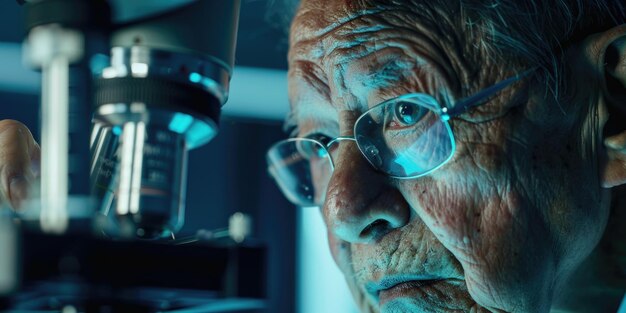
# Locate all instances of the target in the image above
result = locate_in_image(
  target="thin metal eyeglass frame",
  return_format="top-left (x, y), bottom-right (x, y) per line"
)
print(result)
top-left (293, 69), bottom-right (534, 179)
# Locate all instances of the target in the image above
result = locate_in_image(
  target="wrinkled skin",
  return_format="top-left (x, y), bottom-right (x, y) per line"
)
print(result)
top-left (0, 1), bottom-right (624, 312)
top-left (287, 0), bottom-right (626, 312)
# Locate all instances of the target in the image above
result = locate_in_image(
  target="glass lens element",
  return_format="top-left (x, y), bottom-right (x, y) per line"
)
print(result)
top-left (267, 138), bottom-right (333, 207)
top-left (354, 94), bottom-right (455, 178)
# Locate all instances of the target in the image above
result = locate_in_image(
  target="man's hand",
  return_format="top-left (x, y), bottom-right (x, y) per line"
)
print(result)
top-left (0, 120), bottom-right (40, 210)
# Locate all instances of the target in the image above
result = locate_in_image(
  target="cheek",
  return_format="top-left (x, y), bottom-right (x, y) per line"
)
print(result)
top-left (400, 176), bottom-right (519, 250)
top-left (524, 138), bottom-right (610, 268)
top-left (396, 148), bottom-right (560, 310)
top-left (397, 142), bottom-right (512, 244)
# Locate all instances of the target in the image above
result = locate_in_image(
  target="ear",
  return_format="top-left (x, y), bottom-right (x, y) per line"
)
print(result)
top-left (591, 24), bottom-right (626, 188)
top-left (603, 131), bottom-right (626, 188)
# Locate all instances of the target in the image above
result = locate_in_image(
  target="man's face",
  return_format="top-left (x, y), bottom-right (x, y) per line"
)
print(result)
top-left (287, 0), bottom-right (611, 312)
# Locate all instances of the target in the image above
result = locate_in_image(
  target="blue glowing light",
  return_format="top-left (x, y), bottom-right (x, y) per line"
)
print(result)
top-left (189, 72), bottom-right (202, 83)
top-left (167, 113), bottom-right (218, 149)
top-left (168, 113), bottom-right (194, 134)
top-left (188, 72), bottom-right (221, 95)
top-left (186, 121), bottom-right (217, 149)
top-left (112, 126), bottom-right (122, 136)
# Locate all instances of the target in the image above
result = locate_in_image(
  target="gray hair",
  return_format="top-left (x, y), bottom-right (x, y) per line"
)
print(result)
top-left (459, 0), bottom-right (626, 99)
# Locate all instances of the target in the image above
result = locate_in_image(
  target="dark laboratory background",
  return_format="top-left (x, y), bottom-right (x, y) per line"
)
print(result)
top-left (0, 1), bottom-right (298, 313)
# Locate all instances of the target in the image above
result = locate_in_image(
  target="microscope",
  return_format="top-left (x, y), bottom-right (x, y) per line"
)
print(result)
top-left (0, 1), bottom-right (266, 312)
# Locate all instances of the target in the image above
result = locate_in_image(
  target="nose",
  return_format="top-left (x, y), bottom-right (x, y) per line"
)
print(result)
top-left (323, 140), bottom-right (411, 244)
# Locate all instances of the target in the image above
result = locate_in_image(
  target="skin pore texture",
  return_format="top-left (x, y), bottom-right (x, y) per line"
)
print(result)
top-left (287, 0), bottom-right (626, 312)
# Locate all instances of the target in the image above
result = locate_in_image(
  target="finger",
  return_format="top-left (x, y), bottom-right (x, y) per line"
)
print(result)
top-left (30, 141), bottom-right (41, 178)
top-left (0, 120), bottom-right (38, 210)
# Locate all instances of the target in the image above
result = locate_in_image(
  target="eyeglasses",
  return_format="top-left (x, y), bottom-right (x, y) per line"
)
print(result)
top-left (267, 70), bottom-right (533, 207)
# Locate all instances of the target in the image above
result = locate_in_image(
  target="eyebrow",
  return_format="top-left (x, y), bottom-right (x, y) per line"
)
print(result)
top-left (284, 57), bottom-right (438, 137)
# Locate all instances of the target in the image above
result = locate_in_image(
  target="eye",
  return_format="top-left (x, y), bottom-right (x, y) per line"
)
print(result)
top-left (392, 101), bottom-right (427, 127)
top-left (298, 133), bottom-right (332, 159)
top-left (307, 133), bottom-right (332, 145)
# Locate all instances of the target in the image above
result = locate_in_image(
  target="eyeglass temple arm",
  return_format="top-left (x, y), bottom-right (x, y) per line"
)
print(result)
top-left (445, 68), bottom-right (536, 117)
top-left (327, 136), bottom-right (356, 148)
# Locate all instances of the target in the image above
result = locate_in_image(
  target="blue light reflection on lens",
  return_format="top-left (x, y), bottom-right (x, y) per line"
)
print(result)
top-left (393, 153), bottom-right (425, 175)
top-left (168, 112), bottom-right (194, 134)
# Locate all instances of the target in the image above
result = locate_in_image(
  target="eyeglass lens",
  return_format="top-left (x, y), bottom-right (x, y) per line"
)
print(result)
top-left (267, 138), bottom-right (333, 206)
top-left (267, 94), bottom-right (455, 207)
top-left (355, 95), bottom-right (455, 178)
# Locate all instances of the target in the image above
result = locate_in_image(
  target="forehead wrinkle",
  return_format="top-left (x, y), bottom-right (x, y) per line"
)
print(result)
top-left (310, 11), bottom-right (466, 103)
top-left (373, 2), bottom-right (472, 94)
top-left (322, 31), bottom-right (446, 77)
top-left (328, 61), bottom-right (363, 112)
top-left (290, 3), bottom-right (386, 46)
top-left (291, 1), bottom-right (471, 87)
top-left (362, 8), bottom-right (467, 96)
top-left (319, 31), bottom-right (459, 108)
top-left (318, 8), bottom-right (446, 61)
top-left (288, 10), bottom-right (391, 70)
top-left (289, 2), bottom-right (439, 62)
top-left (288, 0), bottom-right (497, 133)
top-left (361, 48), bottom-right (417, 89)
top-left (308, 8), bottom-right (388, 40)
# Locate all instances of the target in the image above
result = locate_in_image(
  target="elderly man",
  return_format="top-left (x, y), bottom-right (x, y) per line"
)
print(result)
top-left (2, 0), bottom-right (626, 312)
top-left (265, 0), bottom-right (626, 312)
